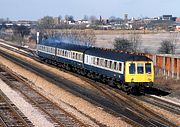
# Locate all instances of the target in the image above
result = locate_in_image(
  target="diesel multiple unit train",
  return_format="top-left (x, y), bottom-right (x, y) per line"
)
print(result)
top-left (37, 38), bottom-right (154, 93)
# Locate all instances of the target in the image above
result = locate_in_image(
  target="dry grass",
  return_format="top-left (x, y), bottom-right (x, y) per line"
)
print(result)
top-left (94, 29), bottom-right (161, 35)
top-left (155, 77), bottom-right (180, 92)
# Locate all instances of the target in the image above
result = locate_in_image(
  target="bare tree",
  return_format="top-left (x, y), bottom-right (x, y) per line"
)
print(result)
top-left (89, 16), bottom-right (97, 24)
top-left (38, 16), bottom-right (55, 29)
top-left (80, 29), bottom-right (96, 46)
top-left (158, 40), bottom-right (176, 54)
top-left (58, 15), bottom-right (62, 20)
top-left (158, 32), bottom-right (178, 54)
top-left (64, 15), bottom-right (75, 22)
top-left (129, 31), bottom-right (142, 52)
top-left (109, 16), bottom-right (116, 22)
top-left (113, 38), bottom-right (133, 52)
top-left (143, 48), bottom-right (151, 54)
top-left (83, 15), bottom-right (89, 21)
top-left (13, 25), bottom-right (31, 45)
top-left (46, 29), bottom-right (96, 47)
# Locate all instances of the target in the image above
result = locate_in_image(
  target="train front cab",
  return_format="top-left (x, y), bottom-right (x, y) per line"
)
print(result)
top-left (125, 61), bottom-right (154, 88)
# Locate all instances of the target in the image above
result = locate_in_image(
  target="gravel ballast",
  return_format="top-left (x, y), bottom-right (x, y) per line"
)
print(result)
top-left (0, 46), bottom-right (132, 126)
top-left (0, 79), bottom-right (55, 127)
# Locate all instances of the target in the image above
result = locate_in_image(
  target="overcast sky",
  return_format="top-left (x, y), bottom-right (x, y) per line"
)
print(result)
top-left (0, 0), bottom-right (179, 20)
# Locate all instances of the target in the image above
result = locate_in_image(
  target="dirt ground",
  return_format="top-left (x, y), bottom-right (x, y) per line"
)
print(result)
top-left (155, 77), bottom-right (180, 92)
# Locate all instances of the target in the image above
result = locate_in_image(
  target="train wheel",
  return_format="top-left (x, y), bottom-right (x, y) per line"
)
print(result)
top-left (108, 79), bottom-right (115, 87)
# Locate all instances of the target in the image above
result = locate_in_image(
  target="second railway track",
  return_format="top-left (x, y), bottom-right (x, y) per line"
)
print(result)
top-left (0, 88), bottom-right (33, 127)
top-left (0, 66), bottom-right (89, 127)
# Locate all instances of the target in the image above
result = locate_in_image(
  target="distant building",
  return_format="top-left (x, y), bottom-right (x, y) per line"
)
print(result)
top-left (176, 23), bottom-right (180, 31)
top-left (176, 17), bottom-right (180, 22)
top-left (16, 20), bottom-right (34, 26)
top-left (153, 17), bottom-right (161, 20)
top-left (77, 20), bottom-right (89, 24)
top-left (124, 14), bottom-right (128, 20)
top-left (100, 16), bottom-right (102, 22)
top-left (162, 15), bottom-right (172, 20)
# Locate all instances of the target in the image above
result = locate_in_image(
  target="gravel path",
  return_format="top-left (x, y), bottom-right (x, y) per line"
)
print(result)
top-left (0, 79), bottom-right (55, 127)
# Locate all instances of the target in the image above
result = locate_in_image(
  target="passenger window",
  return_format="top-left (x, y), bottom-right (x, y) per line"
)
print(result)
top-left (66, 51), bottom-right (68, 57)
top-left (71, 52), bottom-right (73, 57)
top-left (111, 62), bottom-right (114, 69)
top-left (129, 63), bottom-right (136, 74)
top-left (114, 62), bottom-right (117, 70)
top-left (107, 61), bottom-right (110, 68)
top-left (109, 61), bottom-right (112, 69)
top-left (80, 54), bottom-right (83, 61)
top-left (75, 53), bottom-right (78, 59)
top-left (60, 50), bottom-right (62, 55)
top-left (62, 50), bottom-right (64, 56)
top-left (119, 63), bottom-right (122, 71)
top-left (105, 60), bottom-right (108, 67)
top-left (100, 59), bottom-right (104, 67)
top-left (72, 52), bottom-right (75, 59)
top-left (97, 58), bottom-right (99, 65)
top-left (92, 57), bottom-right (95, 64)
top-left (137, 63), bottom-right (144, 74)
top-left (86, 56), bottom-right (88, 63)
top-left (78, 54), bottom-right (81, 60)
top-left (145, 63), bottom-right (152, 74)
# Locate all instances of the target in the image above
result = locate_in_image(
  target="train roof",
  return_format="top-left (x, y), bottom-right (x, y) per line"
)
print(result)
top-left (39, 38), bottom-right (152, 62)
top-left (40, 38), bottom-right (89, 52)
top-left (85, 48), bottom-right (152, 62)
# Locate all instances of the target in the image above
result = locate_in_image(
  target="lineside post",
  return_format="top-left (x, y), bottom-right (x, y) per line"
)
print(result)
top-left (171, 57), bottom-right (174, 78)
top-left (177, 59), bottom-right (179, 80)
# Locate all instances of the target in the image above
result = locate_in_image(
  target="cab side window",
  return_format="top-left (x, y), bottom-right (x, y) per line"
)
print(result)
top-left (129, 63), bottom-right (135, 74)
top-left (145, 63), bottom-right (152, 74)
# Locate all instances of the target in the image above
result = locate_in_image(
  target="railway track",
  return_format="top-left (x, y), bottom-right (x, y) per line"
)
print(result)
top-left (0, 42), bottom-right (157, 126)
top-left (32, 47), bottom-right (179, 126)
top-left (0, 88), bottom-right (33, 127)
top-left (139, 95), bottom-right (180, 115)
top-left (73, 75), bottom-right (178, 127)
top-left (0, 66), bottom-right (88, 127)
top-left (0, 42), bottom-right (179, 126)
top-left (39, 55), bottom-right (180, 127)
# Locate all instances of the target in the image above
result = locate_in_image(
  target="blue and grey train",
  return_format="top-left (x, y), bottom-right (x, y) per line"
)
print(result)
top-left (37, 38), bottom-right (154, 93)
